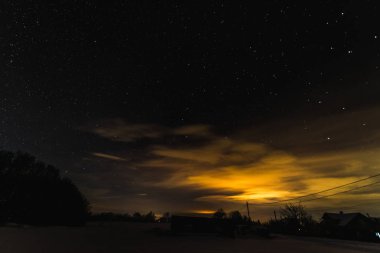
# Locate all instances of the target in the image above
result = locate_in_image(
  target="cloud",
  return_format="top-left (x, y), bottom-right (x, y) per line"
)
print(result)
top-left (86, 119), bottom-right (164, 142)
top-left (85, 119), bottom-right (213, 142)
top-left (145, 139), bottom-right (267, 166)
top-left (92, 152), bottom-right (127, 161)
top-left (79, 106), bottom-right (380, 218)
top-left (134, 107), bottom-right (380, 214)
top-left (139, 139), bottom-right (306, 202)
top-left (239, 106), bottom-right (380, 155)
top-left (173, 124), bottom-right (213, 137)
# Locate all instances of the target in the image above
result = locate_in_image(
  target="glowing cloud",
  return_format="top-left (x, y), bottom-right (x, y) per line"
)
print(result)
top-left (84, 107), bottom-right (380, 217)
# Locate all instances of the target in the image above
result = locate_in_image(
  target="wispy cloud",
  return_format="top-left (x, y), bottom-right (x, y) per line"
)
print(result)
top-left (85, 119), bottom-right (213, 142)
top-left (88, 119), bottom-right (164, 142)
top-left (173, 124), bottom-right (213, 137)
top-left (92, 152), bottom-right (127, 161)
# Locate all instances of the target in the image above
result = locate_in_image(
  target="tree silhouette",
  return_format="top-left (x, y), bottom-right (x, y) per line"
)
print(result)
top-left (278, 203), bottom-right (315, 233)
top-left (228, 210), bottom-right (243, 223)
top-left (132, 212), bottom-right (142, 221)
top-left (280, 203), bottom-right (307, 222)
top-left (213, 208), bottom-right (226, 219)
top-left (0, 150), bottom-right (89, 225)
top-left (143, 211), bottom-right (156, 222)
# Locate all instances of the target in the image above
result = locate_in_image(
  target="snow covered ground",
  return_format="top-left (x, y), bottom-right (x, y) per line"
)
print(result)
top-left (0, 222), bottom-right (379, 253)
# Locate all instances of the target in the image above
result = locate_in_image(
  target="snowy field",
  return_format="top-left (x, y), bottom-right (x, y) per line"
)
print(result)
top-left (1, 222), bottom-right (380, 253)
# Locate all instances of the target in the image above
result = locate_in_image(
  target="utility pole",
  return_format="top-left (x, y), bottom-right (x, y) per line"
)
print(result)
top-left (274, 210), bottom-right (277, 221)
top-left (246, 201), bottom-right (251, 221)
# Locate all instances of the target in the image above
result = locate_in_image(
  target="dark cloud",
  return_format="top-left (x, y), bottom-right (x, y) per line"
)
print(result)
top-left (239, 106), bottom-right (380, 155)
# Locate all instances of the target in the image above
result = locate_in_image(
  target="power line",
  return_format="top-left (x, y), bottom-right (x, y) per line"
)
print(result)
top-left (244, 180), bottom-right (379, 216)
top-left (299, 181), bottom-right (380, 203)
top-left (256, 180), bottom-right (380, 208)
top-left (248, 173), bottom-right (380, 206)
top-left (308, 199), bottom-right (380, 213)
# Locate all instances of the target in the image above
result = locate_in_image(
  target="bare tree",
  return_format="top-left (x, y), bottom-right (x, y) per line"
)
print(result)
top-left (279, 203), bottom-right (315, 233)
top-left (280, 203), bottom-right (307, 221)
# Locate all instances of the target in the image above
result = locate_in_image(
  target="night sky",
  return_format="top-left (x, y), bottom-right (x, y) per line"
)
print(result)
top-left (2, 1), bottom-right (380, 219)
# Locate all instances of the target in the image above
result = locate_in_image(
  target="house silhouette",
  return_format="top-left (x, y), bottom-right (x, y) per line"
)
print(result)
top-left (321, 212), bottom-right (379, 241)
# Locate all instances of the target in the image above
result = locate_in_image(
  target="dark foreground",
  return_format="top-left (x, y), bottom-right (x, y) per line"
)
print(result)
top-left (0, 222), bottom-right (380, 253)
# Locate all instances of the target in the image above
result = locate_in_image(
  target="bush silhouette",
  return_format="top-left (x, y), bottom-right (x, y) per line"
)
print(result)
top-left (0, 150), bottom-right (89, 226)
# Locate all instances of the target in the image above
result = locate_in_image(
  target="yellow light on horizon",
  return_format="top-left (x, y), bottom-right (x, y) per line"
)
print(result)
top-left (192, 210), bottom-right (215, 214)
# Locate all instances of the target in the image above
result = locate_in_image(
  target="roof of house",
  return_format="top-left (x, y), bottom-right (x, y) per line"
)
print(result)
top-left (322, 212), bottom-right (365, 226)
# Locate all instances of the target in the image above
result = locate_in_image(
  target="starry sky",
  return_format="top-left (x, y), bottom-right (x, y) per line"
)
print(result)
top-left (2, 1), bottom-right (380, 219)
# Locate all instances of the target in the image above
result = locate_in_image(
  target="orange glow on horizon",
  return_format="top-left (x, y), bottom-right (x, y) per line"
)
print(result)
top-left (192, 210), bottom-right (215, 214)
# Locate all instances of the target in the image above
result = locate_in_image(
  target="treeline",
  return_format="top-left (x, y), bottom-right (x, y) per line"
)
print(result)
top-left (212, 208), bottom-right (253, 224)
top-left (0, 150), bottom-right (89, 226)
top-left (90, 211), bottom-right (171, 223)
top-left (207, 205), bottom-right (320, 236)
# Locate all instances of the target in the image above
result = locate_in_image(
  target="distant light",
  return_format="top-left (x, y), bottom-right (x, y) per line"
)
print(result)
top-left (193, 210), bottom-right (215, 214)
top-left (376, 232), bottom-right (380, 239)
